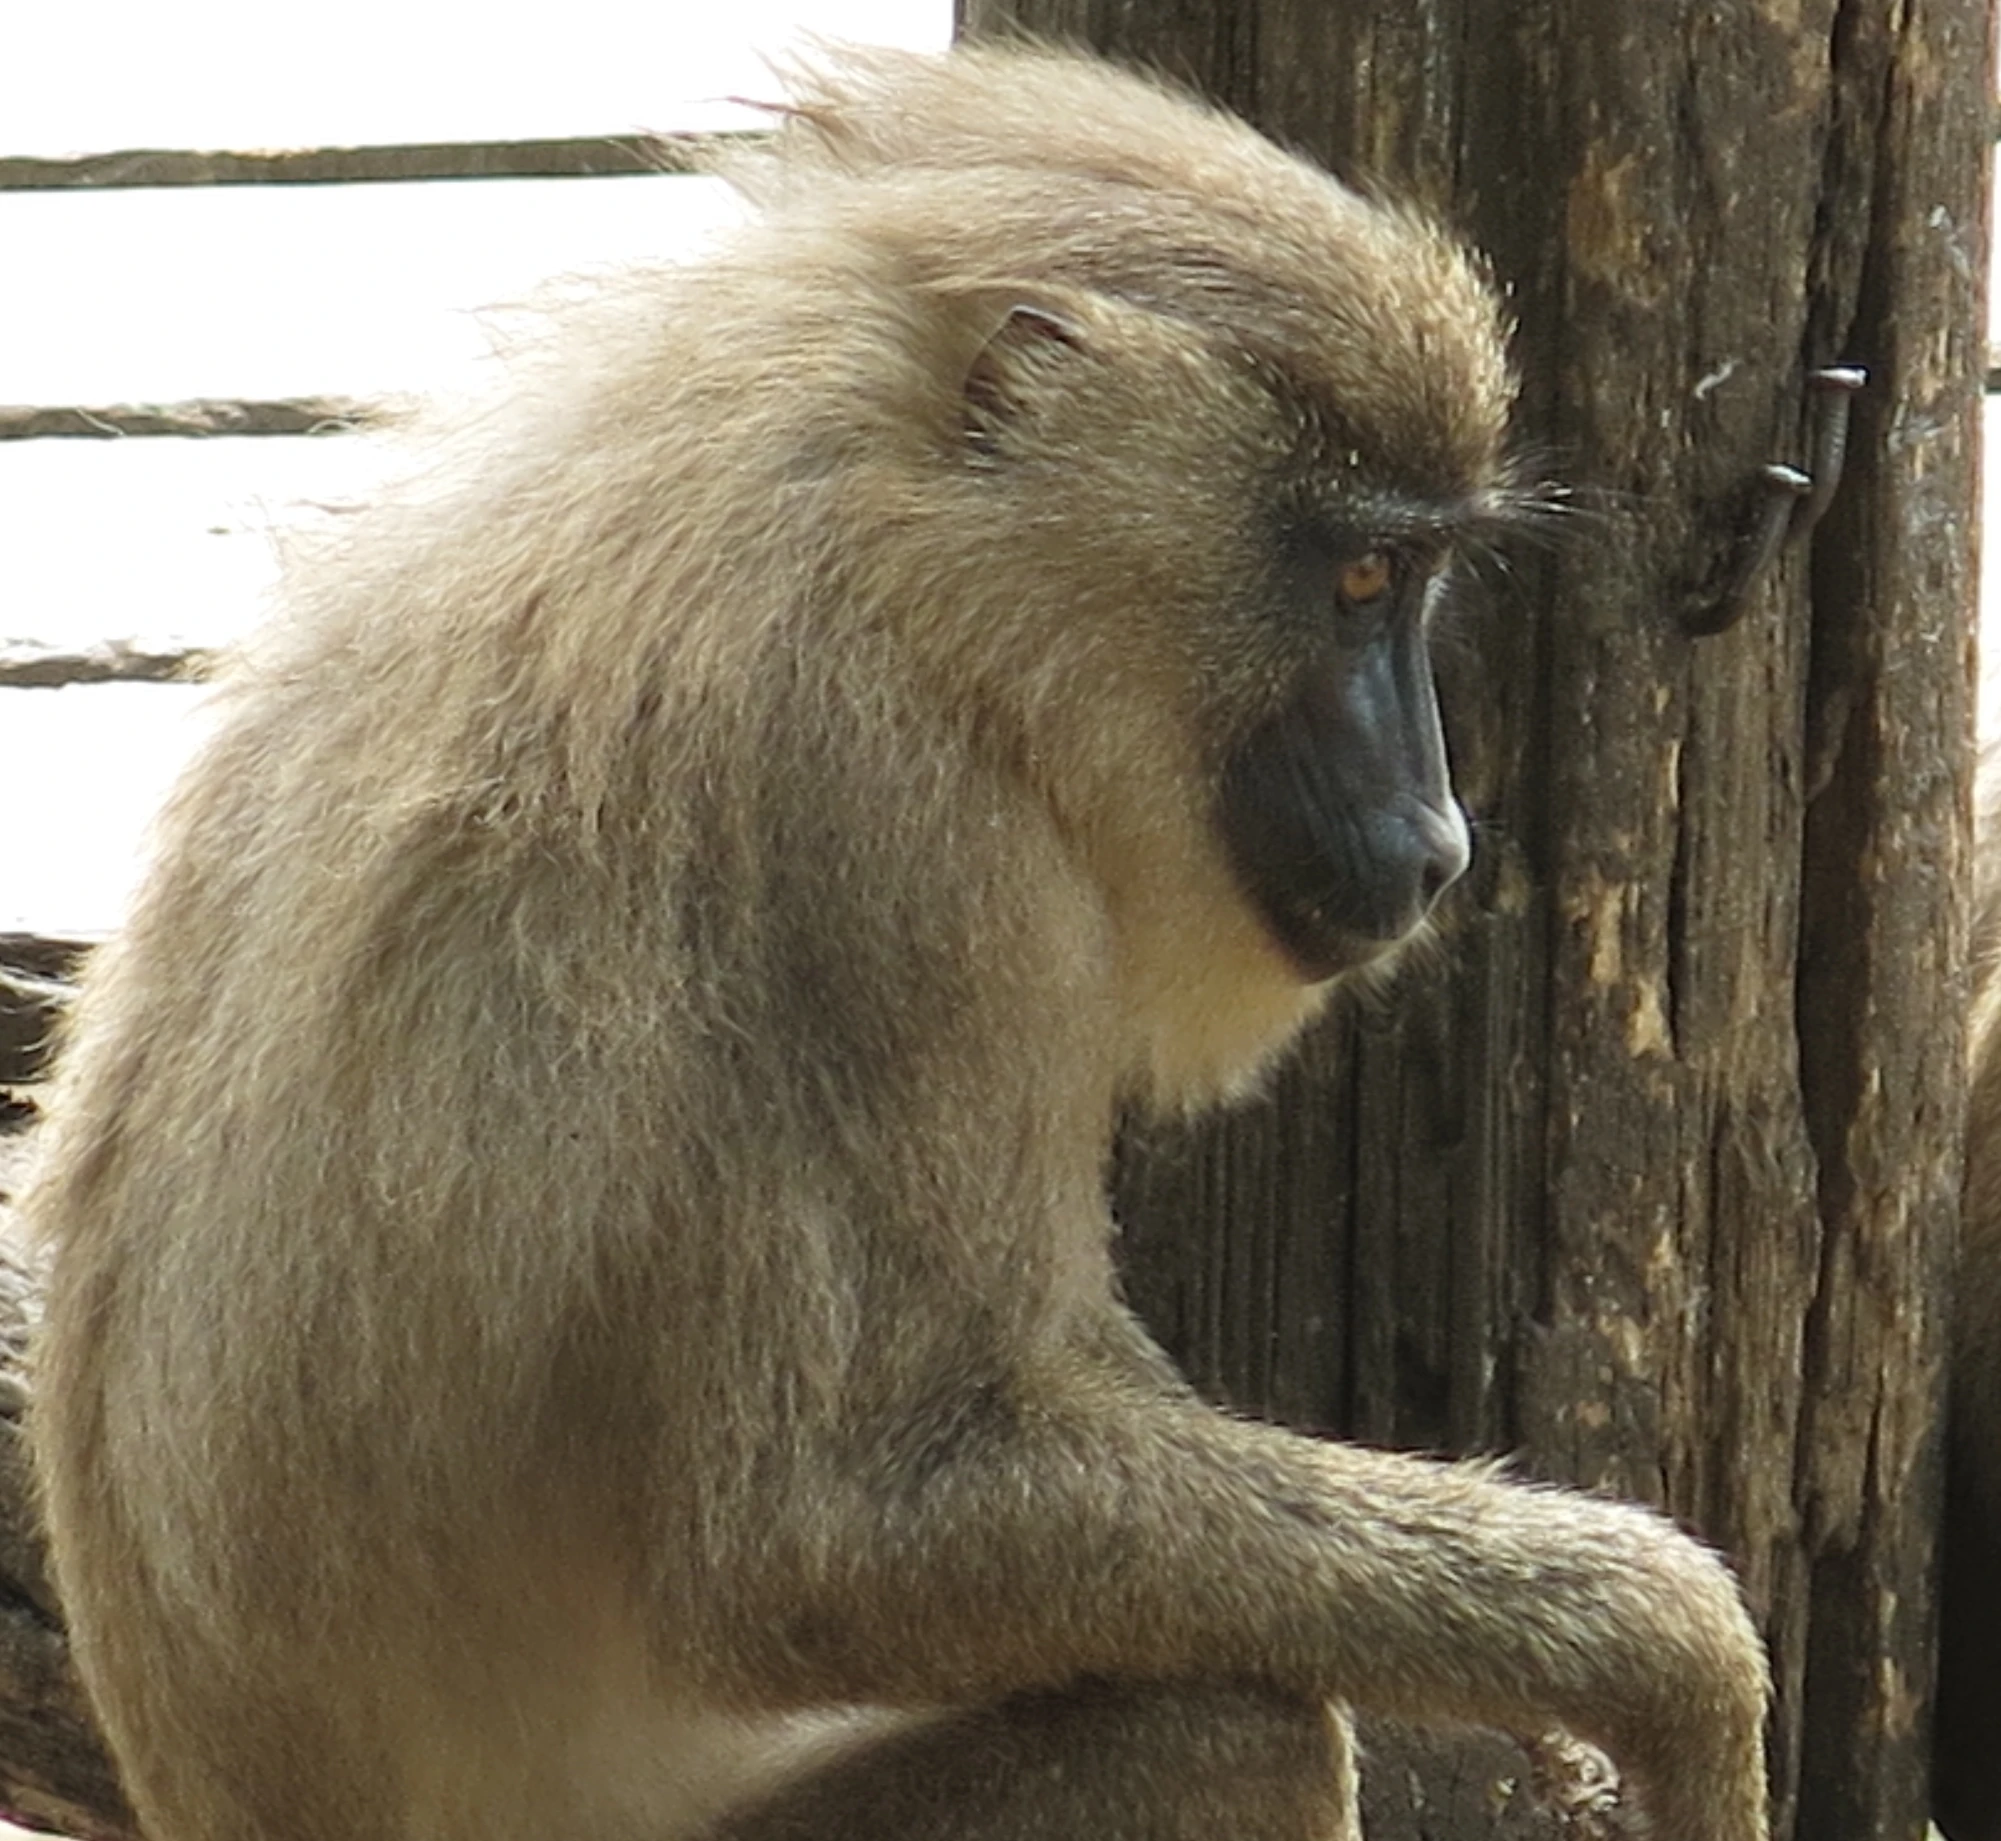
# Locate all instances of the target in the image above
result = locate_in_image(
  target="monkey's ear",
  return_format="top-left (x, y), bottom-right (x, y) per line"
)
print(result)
top-left (963, 303), bottom-right (1086, 455)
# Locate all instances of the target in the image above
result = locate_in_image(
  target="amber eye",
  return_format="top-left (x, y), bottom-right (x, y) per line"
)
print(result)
top-left (1336, 550), bottom-right (1395, 607)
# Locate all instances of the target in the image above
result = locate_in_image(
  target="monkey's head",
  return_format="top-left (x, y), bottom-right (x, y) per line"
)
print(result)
top-left (726, 45), bottom-right (1522, 1106)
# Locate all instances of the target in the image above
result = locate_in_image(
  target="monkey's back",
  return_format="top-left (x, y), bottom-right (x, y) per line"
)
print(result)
top-left (24, 43), bottom-right (1523, 1841)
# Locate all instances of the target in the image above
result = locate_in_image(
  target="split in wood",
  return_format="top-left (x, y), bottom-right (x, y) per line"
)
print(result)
top-left (1682, 364), bottom-right (1867, 637)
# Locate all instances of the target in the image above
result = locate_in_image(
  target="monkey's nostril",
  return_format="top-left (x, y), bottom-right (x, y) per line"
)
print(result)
top-left (1412, 801), bottom-right (1471, 909)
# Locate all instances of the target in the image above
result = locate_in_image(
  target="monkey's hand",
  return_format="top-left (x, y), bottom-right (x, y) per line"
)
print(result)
top-left (1205, 1428), bottom-right (1771, 1841)
top-left (1519, 1729), bottom-right (1632, 1841)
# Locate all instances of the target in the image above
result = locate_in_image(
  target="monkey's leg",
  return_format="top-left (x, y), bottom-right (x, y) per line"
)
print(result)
top-left (718, 1680), bottom-right (1357, 1841)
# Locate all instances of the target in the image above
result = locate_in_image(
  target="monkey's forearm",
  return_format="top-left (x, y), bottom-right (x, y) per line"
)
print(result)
top-left (744, 1398), bottom-right (1767, 1841)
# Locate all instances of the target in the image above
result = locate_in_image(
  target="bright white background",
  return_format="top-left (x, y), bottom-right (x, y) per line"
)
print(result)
top-left (1, 2), bottom-right (950, 936)
top-left (5, 1), bottom-right (952, 150)
top-left (0, 3), bottom-right (1992, 937)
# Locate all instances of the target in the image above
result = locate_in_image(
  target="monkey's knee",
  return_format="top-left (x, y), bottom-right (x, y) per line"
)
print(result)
top-left (718, 1681), bottom-right (1356, 1841)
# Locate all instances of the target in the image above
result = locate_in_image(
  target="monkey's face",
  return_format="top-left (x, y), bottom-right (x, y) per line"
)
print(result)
top-left (1216, 526), bottom-right (1470, 984)
top-left (877, 279), bottom-right (1504, 1108)
top-left (865, 215), bottom-right (1511, 1097)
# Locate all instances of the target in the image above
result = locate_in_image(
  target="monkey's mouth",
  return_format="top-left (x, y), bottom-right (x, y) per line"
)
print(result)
top-left (1217, 695), bottom-right (1470, 986)
top-left (1255, 887), bottom-right (1413, 984)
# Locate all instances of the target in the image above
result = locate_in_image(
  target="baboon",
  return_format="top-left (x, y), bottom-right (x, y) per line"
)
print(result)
top-left (25, 42), bottom-right (1772, 1841)
top-left (1937, 781), bottom-right (2001, 1841)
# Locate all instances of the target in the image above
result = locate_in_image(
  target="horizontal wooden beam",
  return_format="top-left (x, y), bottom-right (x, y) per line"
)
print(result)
top-left (0, 641), bottom-right (212, 688)
top-left (0, 132), bottom-right (752, 190)
top-left (0, 398), bottom-right (383, 440)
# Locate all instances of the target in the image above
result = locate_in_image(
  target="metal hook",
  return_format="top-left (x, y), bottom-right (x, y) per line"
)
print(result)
top-left (1796, 365), bottom-right (1867, 535)
top-left (1683, 465), bottom-right (1811, 637)
top-left (1680, 362), bottom-right (1867, 637)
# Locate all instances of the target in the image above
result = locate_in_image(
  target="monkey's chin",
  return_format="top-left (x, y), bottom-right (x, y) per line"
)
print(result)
top-left (1258, 904), bottom-right (1425, 988)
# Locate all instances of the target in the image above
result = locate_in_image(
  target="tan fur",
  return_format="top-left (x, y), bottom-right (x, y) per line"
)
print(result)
top-left (26, 42), bottom-right (1769, 1841)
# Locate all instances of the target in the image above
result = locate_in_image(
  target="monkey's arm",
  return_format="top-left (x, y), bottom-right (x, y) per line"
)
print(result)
top-left (738, 1350), bottom-right (1766, 1841)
